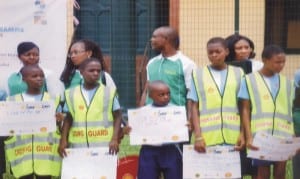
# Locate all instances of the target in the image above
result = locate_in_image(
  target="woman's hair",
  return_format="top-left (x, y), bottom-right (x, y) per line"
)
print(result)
top-left (17, 41), bottom-right (39, 57)
top-left (225, 34), bottom-right (256, 62)
top-left (60, 39), bottom-right (107, 87)
top-left (261, 44), bottom-right (284, 60)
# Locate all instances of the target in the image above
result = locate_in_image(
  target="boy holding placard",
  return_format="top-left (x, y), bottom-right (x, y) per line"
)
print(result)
top-left (5, 64), bottom-right (61, 179)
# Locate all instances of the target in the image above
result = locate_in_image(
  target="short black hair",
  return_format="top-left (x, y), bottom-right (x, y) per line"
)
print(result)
top-left (78, 57), bottom-right (101, 70)
top-left (20, 64), bottom-right (42, 77)
top-left (262, 45), bottom-right (284, 60)
top-left (207, 37), bottom-right (227, 48)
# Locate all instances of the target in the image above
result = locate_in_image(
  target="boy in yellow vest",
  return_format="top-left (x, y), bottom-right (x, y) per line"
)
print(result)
top-left (5, 64), bottom-right (61, 179)
top-left (58, 57), bottom-right (122, 157)
top-left (239, 45), bottom-right (294, 179)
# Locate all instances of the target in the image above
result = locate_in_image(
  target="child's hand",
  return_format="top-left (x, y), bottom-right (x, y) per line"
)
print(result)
top-left (122, 126), bottom-right (132, 135)
top-left (234, 133), bottom-right (245, 151)
top-left (55, 112), bottom-right (65, 123)
top-left (109, 138), bottom-right (119, 155)
top-left (194, 137), bottom-right (206, 153)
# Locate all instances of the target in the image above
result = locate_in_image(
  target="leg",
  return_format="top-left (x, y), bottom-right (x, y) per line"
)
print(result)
top-left (273, 161), bottom-right (286, 179)
top-left (257, 166), bottom-right (270, 179)
top-left (138, 146), bottom-right (160, 179)
top-left (19, 173), bottom-right (34, 179)
top-left (160, 145), bottom-right (182, 179)
top-left (36, 175), bottom-right (52, 179)
top-left (293, 152), bottom-right (300, 179)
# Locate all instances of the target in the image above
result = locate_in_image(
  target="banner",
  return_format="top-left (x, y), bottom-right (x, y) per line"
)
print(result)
top-left (0, 0), bottom-right (67, 91)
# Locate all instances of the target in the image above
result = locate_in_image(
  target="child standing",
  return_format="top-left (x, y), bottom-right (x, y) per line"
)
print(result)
top-left (58, 57), bottom-right (122, 156)
top-left (188, 37), bottom-right (245, 152)
top-left (131, 80), bottom-right (183, 179)
top-left (239, 45), bottom-right (294, 179)
top-left (5, 64), bottom-right (61, 179)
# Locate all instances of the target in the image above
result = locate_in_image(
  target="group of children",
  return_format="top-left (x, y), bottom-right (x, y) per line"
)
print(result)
top-left (0, 28), bottom-right (298, 179)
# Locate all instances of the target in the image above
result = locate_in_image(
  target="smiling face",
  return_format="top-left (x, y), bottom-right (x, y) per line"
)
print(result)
top-left (69, 42), bottom-right (92, 66)
top-left (19, 47), bottom-right (40, 66)
top-left (207, 42), bottom-right (229, 69)
top-left (234, 39), bottom-right (252, 61)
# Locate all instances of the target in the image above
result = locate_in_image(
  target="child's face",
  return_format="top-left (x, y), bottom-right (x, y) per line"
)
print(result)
top-left (22, 68), bottom-right (45, 90)
top-left (234, 39), bottom-right (252, 61)
top-left (150, 85), bottom-right (170, 106)
top-left (80, 61), bottom-right (101, 85)
top-left (69, 42), bottom-right (91, 66)
top-left (207, 42), bottom-right (228, 68)
top-left (263, 53), bottom-right (286, 74)
top-left (19, 47), bottom-right (39, 66)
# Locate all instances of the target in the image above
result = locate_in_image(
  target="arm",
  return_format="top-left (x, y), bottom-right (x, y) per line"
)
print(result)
top-left (235, 100), bottom-right (246, 151)
top-left (192, 101), bottom-right (206, 153)
top-left (109, 109), bottom-right (122, 155)
top-left (239, 99), bottom-right (258, 150)
top-left (58, 112), bottom-right (72, 157)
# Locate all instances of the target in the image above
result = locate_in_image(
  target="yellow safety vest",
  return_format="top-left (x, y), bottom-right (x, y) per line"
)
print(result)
top-left (193, 66), bottom-right (244, 146)
top-left (245, 72), bottom-right (294, 138)
top-left (4, 93), bottom-right (61, 178)
top-left (65, 85), bottom-right (115, 148)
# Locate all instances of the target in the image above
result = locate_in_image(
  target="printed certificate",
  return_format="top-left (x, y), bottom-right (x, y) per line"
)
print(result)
top-left (61, 147), bottom-right (117, 179)
top-left (248, 132), bottom-right (300, 161)
top-left (128, 106), bottom-right (189, 145)
top-left (0, 101), bottom-right (56, 136)
top-left (183, 145), bottom-right (241, 179)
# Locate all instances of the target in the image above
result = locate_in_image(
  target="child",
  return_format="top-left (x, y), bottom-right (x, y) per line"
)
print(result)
top-left (188, 37), bottom-right (245, 152)
top-left (239, 45), bottom-right (294, 179)
top-left (5, 64), bottom-right (61, 179)
top-left (128, 80), bottom-right (183, 179)
top-left (58, 57), bottom-right (122, 157)
top-left (293, 69), bottom-right (300, 179)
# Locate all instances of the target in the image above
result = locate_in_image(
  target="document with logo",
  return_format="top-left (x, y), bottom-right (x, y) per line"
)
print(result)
top-left (0, 101), bottom-right (56, 136)
top-left (248, 132), bottom-right (300, 161)
top-left (61, 147), bottom-right (117, 179)
top-left (128, 106), bottom-right (189, 145)
top-left (183, 145), bottom-right (241, 179)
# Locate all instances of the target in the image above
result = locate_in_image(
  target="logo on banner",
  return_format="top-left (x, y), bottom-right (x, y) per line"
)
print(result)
top-left (34, 0), bottom-right (47, 25)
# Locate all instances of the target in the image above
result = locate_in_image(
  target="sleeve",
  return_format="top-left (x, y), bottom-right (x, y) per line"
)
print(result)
top-left (294, 69), bottom-right (300, 88)
top-left (104, 72), bottom-right (116, 89)
top-left (187, 78), bottom-right (199, 102)
top-left (112, 95), bottom-right (121, 111)
top-left (183, 59), bottom-right (197, 90)
top-left (44, 69), bottom-right (65, 98)
top-left (238, 77), bottom-right (250, 100)
top-left (0, 90), bottom-right (7, 101)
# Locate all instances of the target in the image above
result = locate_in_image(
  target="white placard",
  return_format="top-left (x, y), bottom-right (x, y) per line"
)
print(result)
top-left (248, 132), bottom-right (300, 161)
top-left (0, 101), bottom-right (56, 136)
top-left (128, 106), bottom-right (189, 145)
top-left (61, 147), bottom-right (117, 179)
top-left (183, 145), bottom-right (241, 179)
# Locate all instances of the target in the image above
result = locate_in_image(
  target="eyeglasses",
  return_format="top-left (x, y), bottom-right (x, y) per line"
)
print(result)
top-left (68, 50), bottom-right (86, 58)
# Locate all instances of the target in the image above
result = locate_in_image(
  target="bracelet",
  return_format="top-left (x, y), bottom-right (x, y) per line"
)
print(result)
top-left (195, 136), bottom-right (204, 142)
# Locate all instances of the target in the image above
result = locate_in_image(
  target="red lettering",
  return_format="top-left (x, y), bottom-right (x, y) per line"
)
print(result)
top-left (72, 131), bottom-right (84, 137)
top-left (15, 146), bottom-right (32, 156)
top-left (88, 129), bottom-right (108, 137)
top-left (36, 145), bottom-right (52, 152)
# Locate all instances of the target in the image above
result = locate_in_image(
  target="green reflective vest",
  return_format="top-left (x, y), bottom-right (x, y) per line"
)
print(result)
top-left (5, 93), bottom-right (61, 178)
top-left (65, 85), bottom-right (115, 148)
top-left (245, 72), bottom-right (294, 138)
top-left (193, 66), bottom-right (243, 146)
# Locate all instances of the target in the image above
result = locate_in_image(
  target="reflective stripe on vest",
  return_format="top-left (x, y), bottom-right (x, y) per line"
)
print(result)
top-left (246, 72), bottom-right (294, 138)
top-left (193, 66), bottom-right (243, 146)
top-left (65, 85), bottom-right (115, 148)
top-left (5, 93), bottom-right (61, 178)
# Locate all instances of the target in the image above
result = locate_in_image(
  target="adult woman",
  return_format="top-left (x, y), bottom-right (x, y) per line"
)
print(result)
top-left (60, 39), bottom-right (116, 89)
top-left (225, 34), bottom-right (263, 72)
top-left (7, 41), bottom-right (64, 97)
